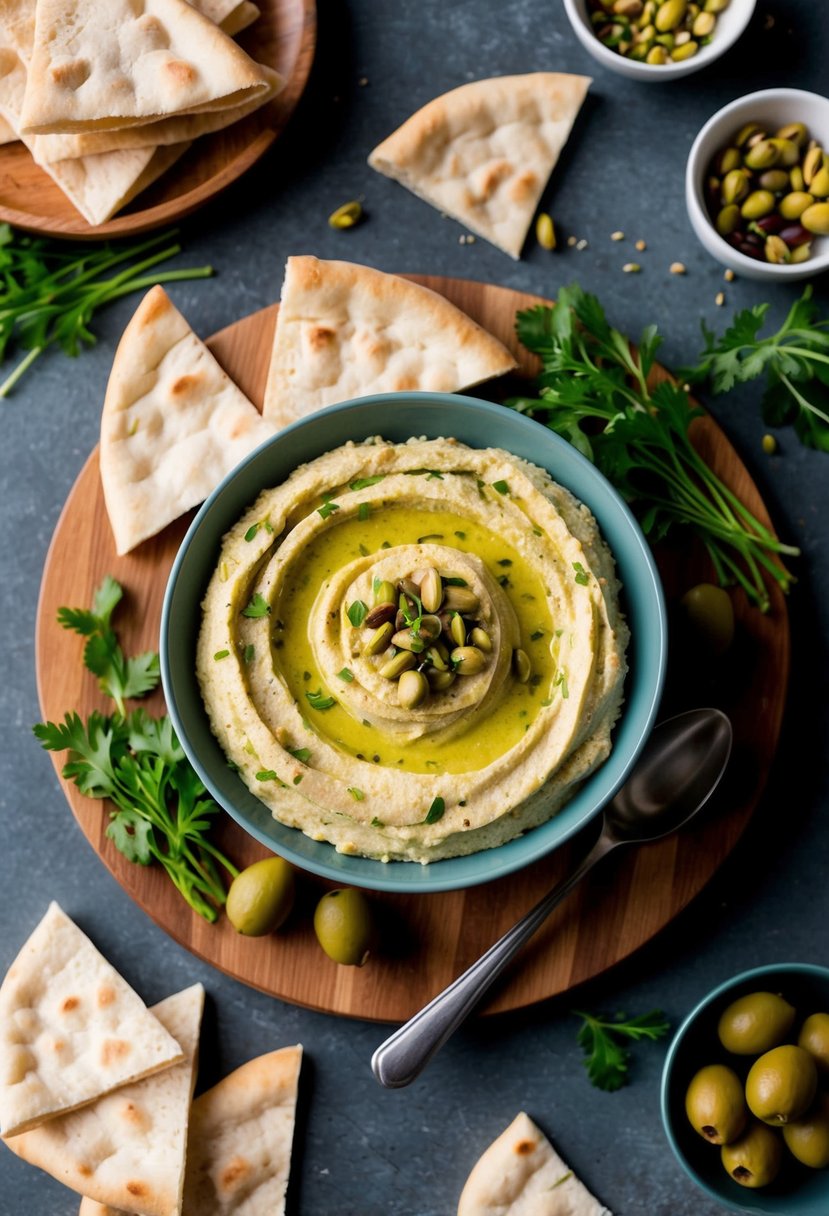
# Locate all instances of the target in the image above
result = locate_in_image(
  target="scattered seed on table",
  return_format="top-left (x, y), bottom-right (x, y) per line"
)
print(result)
top-left (762, 433), bottom-right (778, 455)
top-left (567, 235), bottom-right (577, 247)
top-left (358, 76), bottom-right (369, 86)
top-left (576, 238), bottom-right (588, 250)
top-left (715, 291), bottom-right (726, 306)
top-left (635, 239), bottom-right (647, 251)
top-left (467, 234), bottom-right (475, 244)
top-left (670, 262), bottom-right (687, 275)
top-left (724, 268), bottom-right (735, 282)
top-left (623, 262), bottom-right (641, 273)
top-left (611, 230), bottom-right (625, 241)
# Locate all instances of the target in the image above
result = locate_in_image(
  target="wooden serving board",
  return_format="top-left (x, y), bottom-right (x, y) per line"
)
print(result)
top-left (0, 0), bottom-right (316, 239)
top-left (35, 276), bottom-right (790, 1022)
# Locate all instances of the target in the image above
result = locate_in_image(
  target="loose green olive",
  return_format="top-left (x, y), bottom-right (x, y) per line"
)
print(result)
top-left (715, 204), bottom-right (741, 236)
top-left (741, 189), bottom-right (776, 220)
top-left (313, 888), bottom-right (375, 965)
top-left (721, 168), bottom-right (750, 205)
top-left (801, 202), bottom-right (829, 234)
top-left (743, 140), bottom-right (779, 171)
top-left (718, 991), bottom-right (796, 1054)
top-left (226, 857), bottom-right (295, 936)
top-left (680, 583), bottom-right (735, 655)
top-left (746, 1045), bottom-right (818, 1125)
top-left (685, 1064), bottom-right (748, 1145)
top-left (779, 191), bottom-right (815, 220)
top-left (798, 1011), bottom-right (829, 1075)
top-left (721, 1120), bottom-right (784, 1188)
top-left (782, 1092), bottom-right (829, 1168)
top-left (757, 169), bottom-right (790, 193)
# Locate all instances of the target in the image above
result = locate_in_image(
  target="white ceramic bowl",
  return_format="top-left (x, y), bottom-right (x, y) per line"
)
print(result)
top-left (562, 0), bottom-right (756, 82)
top-left (686, 88), bottom-right (829, 282)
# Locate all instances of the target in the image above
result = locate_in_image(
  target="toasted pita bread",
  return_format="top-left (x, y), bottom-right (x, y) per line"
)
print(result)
top-left (262, 256), bottom-right (517, 426)
top-left (31, 65), bottom-right (282, 163)
top-left (19, 0), bottom-right (270, 135)
top-left (100, 285), bottom-right (276, 555)
top-left (0, 903), bottom-right (183, 1139)
top-left (79, 1201), bottom-right (118, 1216)
top-left (6, 985), bottom-right (204, 1216)
top-left (368, 73), bottom-right (591, 259)
top-left (182, 1045), bottom-right (302, 1215)
top-left (0, 112), bottom-right (16, 142)
top-left (193, 0), bottom-right (260, 35)
top-left (458, 1112), bottom-right (612, 1216)
top-left (0, 36), bottom-right (188, 225)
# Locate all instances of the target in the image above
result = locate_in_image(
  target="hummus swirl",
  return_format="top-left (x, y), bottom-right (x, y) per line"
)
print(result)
top-left (196, 437), bottom-right (629, 863)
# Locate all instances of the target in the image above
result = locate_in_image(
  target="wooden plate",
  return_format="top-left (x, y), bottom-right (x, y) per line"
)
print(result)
top-left (0, 0), bottom-right (316, 239)
top-left (35, 276), bottom-right (790, 1022)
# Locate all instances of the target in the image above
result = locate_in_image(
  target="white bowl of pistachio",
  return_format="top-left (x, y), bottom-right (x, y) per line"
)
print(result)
top-left (562, 0), bottom-right (756, 81)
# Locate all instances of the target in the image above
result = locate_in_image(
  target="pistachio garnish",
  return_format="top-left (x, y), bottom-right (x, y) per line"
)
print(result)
top-left (513, 648), bottom-right (531, 683)
top-left (379, 651), bottom-right (418, 679)
top-left (449, 612), bottom-right (467, 648)
top-left (328, 200), bottom-right (363, 229)
top-left (451, 646), bottom-right (486, 676)
top-left (443, 585), bottom-right (480, 614)
top-left (363, 621), bottom-right (394, 657)
top-left (364, 602), bottom-right (397, 629)
top-left (398, 669), bottom-right (429, 709)
top-left (470, 627), bottom-right (493, 653)
top-left (420, 567), bottom-right (443, 613)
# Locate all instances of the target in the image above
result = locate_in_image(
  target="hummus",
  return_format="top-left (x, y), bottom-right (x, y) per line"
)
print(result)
top-left (196, 437), bottom-right (628, 864)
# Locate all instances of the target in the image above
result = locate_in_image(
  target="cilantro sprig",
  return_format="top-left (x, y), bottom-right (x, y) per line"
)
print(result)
top-left (0, 225), bottom-right (212, 396)
top-left (574, 1009), bottom-right (671, 1091)
top-left (508, 283), bottom-right (798, 611)
top-left (685, 285), bottom-right (829, 451)
top-left (35, 577), bottom-right (237, 921)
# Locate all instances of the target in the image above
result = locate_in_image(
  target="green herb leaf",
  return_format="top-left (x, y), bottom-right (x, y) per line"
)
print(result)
top-left (508, 282), bottom-right (799, 611)
top-left (288, 746), bottom-right (311, 762)
top-left (255, 769), bottom-right (279, 782)
top-left (371, 816), bottom-right (385, 828)
top-left (213, 649), bottom-right (230, 661)
top-left (317, 500), bottom-right (340, 519)
top-left (337, 667), bottom-right (354, 682)
top-left (573, 1009), bottom-right (670, 1091)
top-left (244, 523), bottom-right (260, 542)
top-left (492, 479), bottom-right (510, 495)
top-left (423, 796), bottom-right (445, 824)
top-left (442, 576), bottom-right (468, 587)
top-left (241, 592), bottom-right (270, 618)
top-left (350, 474), bottom-right (386, 490)
top-left (306, 687), bottom-right (336, 711)
top-left (358, 503), bottom-right (371, 522)
top-left (573, 562), bottom-right (590, 586)
top-left (242, 643), bottom-right (255, 664)
top-left (347, 787), bottom-right (365, 801)
top-left (347, 600), bottom-right (368, 627)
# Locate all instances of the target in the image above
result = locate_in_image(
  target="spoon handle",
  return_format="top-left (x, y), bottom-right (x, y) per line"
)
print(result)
top-left (371, 833), bottom-right (615, 1089)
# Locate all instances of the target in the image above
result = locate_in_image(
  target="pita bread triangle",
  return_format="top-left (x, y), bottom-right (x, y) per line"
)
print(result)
top-left (181, 1044), bottom-right (302, 1215)
top-left (100, 285), bottom-right (276, 555)
top-left (6, 985), bottom-right (204, 1216)
top-left (262, 255), bottom-right (517, 427)
top-left (457, 1112), bottom-right (612, 1216)
top-left (19, 0), bottom-right (270, 136)
top-left (0, 903), bottom-right (184, 1138)
top-left (368, 73), bottom-right (591, 259)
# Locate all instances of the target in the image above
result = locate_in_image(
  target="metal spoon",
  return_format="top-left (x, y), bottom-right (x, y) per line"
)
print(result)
top-left (371, 706), bottom-right (732, 1089)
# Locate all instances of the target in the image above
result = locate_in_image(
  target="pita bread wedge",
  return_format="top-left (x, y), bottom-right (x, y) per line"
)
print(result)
top-left (79, 1201), bottom-right (118, 1216)
top-left (182, 1044), bottom-right (302, 1215)
top-left (458, 1112), bottom-right (612, 1216)
top-left (6, 985), bottom-right (204, 1216)
top-left (0, 39), bottom-right (188, 226)
top-left (193, 0), bottom-right (261, 35)
top-left (368, 73), bottom-right (591, 259)
top-left (262, 255), bottom-right (517, 426)
top-left (100, 285), bottom-right (276, 555)
top-left (19, 0), bottom-right (270, 136)
top-left (31, 65), bottom-right (282, 164)
top-left (0, 112), bottom-right (16, 142)
top-left (0, 903), bottom-right (183, 1139)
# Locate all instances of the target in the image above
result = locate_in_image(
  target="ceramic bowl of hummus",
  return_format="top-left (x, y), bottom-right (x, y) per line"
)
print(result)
top-left (161, 393), bottom-right (667, 892)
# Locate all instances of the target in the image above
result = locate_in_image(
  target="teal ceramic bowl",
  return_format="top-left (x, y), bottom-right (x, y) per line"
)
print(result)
top-left (161, 392), bottom-right (666, 893)
top-left (662, 963), bottom-right (829, 1215)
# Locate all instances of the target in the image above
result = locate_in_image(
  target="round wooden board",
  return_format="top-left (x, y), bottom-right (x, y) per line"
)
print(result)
top-left (0, 0), bottom-right (316, 239)
top-left (35, 276), bottom-right (790, 1022)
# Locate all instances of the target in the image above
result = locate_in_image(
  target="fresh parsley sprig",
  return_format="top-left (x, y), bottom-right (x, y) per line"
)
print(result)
top-left (574, 1009), bottom-right (671, 1091)
top-left (508, 283), bottom-right (798, 612)
top-left (0, 224), bottom-right (212, 396)
top-left (35, 577), bottom-right (238, 921)
top-left (685, 285), bottom-right (829, 451)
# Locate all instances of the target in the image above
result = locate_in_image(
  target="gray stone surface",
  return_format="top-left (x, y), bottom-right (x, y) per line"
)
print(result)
top-left (1, 2), bottom-right (828, 1213)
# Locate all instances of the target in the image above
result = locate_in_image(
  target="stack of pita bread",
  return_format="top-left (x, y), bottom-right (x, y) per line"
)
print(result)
top-left (369, 73), bottom-right (591, 259)
top-left (99, 259), bottom-right (517, 554)
top-left (0, 903), bottom-right (302, 1215)
top-left (0, 0), bottom-right (283, 225)
top-left (457, 1112), bottom-right (612, 1216)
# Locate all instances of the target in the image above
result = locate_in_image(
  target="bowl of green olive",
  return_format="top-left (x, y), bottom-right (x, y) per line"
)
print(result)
top-left (562, 0), bottom-right (755, 82)
top-left (687, 89), bottom-right (829, 280)
top-left (661, 963), bottom-right (829, 1214)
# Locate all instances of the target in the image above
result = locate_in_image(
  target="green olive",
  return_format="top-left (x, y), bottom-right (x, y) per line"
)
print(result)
top-left (680, 583), bottom-right (735, 655)
top-left (226, 857), bottom-right (295, 936)
top-left (740, 189), bottom-right (776, 220)
top-left (374, 580), bottom-right (396, 607)
top-left (801, 202), bottom-right (829, 235)
top-left (718, 991), bottom-right (796, 1054)
top-left (768, 137), bottom-right (801, 167)
top-left (685, 1064), bottom-right (748, 1145)
top-left (655, 0), bottom-right (687, 30)
top-left (715, 203), bottom-right (741, 236)
top-left (782, 1092), bottom-right (829, 1168)
top-left (715, 146), bottom-right (742, 176)
top-left (809, 166), bottom-right (829, 198)
top-left (721, 168), bottom-right (750, 205)
top-left (779, 191), bottom-right (815, 220)
top-left (313, 888), bottom-right (375, 965)
top-left (776, 121), bottom-right (808, 147)
top-left (721, 1120), bottom-right (784, 1188)
top-left (746, 1045), bottom-right (818, 1125)
top-left (798, 1012), bottom-right (829, 1076)
top-left (743, 140), bottom-right (780, 171)
top-left (757, 169), bottom-right (790, 193)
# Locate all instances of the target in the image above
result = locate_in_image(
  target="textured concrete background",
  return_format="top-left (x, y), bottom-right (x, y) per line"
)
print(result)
top-left (2, 1), bottom-right (828, 1213)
